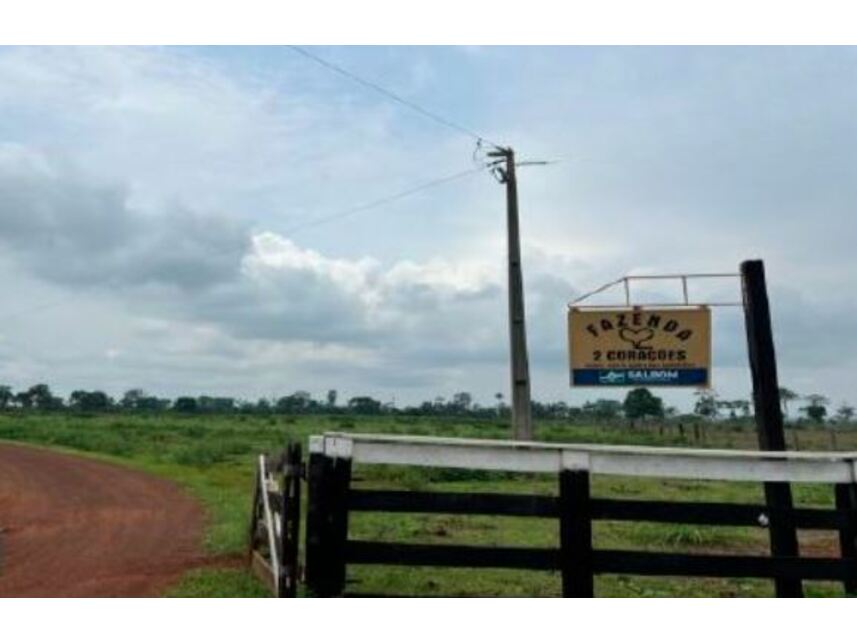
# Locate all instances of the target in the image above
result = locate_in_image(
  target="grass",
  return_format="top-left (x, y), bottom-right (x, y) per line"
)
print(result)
top-left (0, 411), bottom-right (854, 597)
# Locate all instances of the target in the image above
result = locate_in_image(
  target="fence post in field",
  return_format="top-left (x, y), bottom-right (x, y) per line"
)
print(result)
top-left (278, 442), bottom-right (302, 598)
top-left (741, 259), bottom-right (802, 598)
top-left (247, 459), bottom-right (261, 562)
top-left (560, 468), bottom-right (594, 597)
top-left (834, 483), bottom-right (857, 595)
top-left (304, 446), bottom-right (328, 596)
top-left (305, 442), bottom-right (352, 597)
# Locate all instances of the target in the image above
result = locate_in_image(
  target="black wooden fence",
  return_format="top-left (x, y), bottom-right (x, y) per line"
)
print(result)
top-left (298, 434), bottom-right (857, 598)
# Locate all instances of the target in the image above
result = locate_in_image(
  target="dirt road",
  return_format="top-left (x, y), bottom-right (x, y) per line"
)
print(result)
top-left (0, 443), bottom-right (205, 597)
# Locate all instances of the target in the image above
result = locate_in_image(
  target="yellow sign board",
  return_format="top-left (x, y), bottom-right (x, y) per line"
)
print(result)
top-left (568, 307), bottom-right (711, 387)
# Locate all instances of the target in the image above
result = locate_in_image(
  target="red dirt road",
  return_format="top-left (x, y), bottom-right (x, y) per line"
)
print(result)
top-left (0, 443), bottom-right (205, 597)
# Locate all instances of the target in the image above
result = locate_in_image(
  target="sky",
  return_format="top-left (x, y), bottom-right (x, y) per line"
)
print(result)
top-left (0, 45), bottom-right (856, 411)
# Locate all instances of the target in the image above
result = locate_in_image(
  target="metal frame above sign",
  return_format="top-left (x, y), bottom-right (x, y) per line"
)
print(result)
top-left (569, 272), bottom-right (744, 309)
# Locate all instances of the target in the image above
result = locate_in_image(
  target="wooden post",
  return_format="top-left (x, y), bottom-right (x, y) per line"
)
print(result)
top-left (325, 457), bottom-right (352, 597)
top-left (278, 442), bottom-right (302, 598)
top-left (247, 460), bottom-right (261, 563)
top-left (834, 483), bottom-right (857, 596)
top-left (560, 469), bottom-right (594, 597)
top-left (741, 259), bottom-right (802, 597)
top-left (304, 451), bottom-right (328, 596)
top-left (304, 452), bottom-right (351, 597)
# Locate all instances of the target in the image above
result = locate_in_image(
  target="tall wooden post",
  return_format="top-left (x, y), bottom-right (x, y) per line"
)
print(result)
top-left (279, 442), bottom-right (302, 598)
top-left (489, 147), bottom-right (533, 441)
top-left (304, 451), bottom-right (327, 595)
top-left (559, 469), bottom-right (594, 597)
top-left (304, 449), bottom-right (351, 597)
top-left (741, 259), bottom-right (802, 597)
top-left (834, 483), bottom-right (857, 595)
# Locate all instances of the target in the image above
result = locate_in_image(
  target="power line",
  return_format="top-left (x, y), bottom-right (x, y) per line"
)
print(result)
top-left (279, 165), bottom-right (487, 236)
top-left (287, 46), bottom-right (502, 149)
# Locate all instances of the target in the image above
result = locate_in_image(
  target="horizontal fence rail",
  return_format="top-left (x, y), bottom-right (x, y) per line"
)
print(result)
top-left (302, 433), bottom-right (857, 597)
top-left (312, 433), bottom-right (857, 482)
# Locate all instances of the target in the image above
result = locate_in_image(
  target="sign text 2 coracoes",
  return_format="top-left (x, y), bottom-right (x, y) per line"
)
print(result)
top-left (568, 307), bottom-right (711, 387)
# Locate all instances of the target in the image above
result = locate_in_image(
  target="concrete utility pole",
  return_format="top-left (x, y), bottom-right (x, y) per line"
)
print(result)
top-left (488, 147), bottom-right (533, 441)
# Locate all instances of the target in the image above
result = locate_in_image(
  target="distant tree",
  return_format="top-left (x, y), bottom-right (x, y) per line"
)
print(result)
top-left (26, 384), bottom-right (62, 411)
top-left (623, 388), bottom-right (664, 422)
top-left (136, 396), bottom-right (168, 412)
top-left (197, 396), bottom-right (235, 413)
top-left (326, 389), bottom-right (338, 409)
top-left (778, 387), bottom-right (799, 418)
top-left (835, 404), bottom-right (855, 424)
top-left (451, 392), bottom-right (473, 414)
top-left (734, 400), bottom-right (752, 418)
top-left (174, 396), bottom-right (198, 413)
top-left (256, 398), bottom-right (272, 414)
top-left (583, 399), bottom-right (623, 422)
top-left (14, 390), bottom-right (33, 409)
top-left (800, 394), bottom-right (829, 424)
top-left (348, 396), bottom-right (382, 415)
top-left (276, 391), bottom-right (313, 414)
top-left (121, 389), bottom-right (146, 410)
top-left (694, 390), bottom-right (719, 420)
top-left (69, 390), bottom-right (112, 412)
top-left (0, 385), bottom-right (12, 410)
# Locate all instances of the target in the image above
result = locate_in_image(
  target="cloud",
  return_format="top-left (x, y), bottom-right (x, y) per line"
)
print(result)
top-left (0, 143), bottom-right (251, 290)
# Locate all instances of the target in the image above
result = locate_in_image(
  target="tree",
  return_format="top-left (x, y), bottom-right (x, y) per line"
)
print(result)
top-left (0, 385), bottom-right (12, 410)
top-left (276, 391), bottom-right (313, 414)
top-left (835, 404), bottom-right (855, 424)
top-left (121, 388), bottom-right (146, 410)
top-left (800, 394), bottom-right (829, 424)
top-left (583, 399), bottom-right (622, 422)
top-left (451, 392), bottom-right (473, 414)
top-left (623, 388), bottom-right (664, 422)
top-left (347, 396), bottom-right (382, 415)
top-left (778, 387), bottom-right (799, 418)
top-left (136, 396), bottom-right (169, 412)
top-left (197, 396), bottom-right (235, 413)
top-left (326, 389), bottom-right (338, 409)
top-left (69, 390), bottom-right (112, 412)
top-left (26, 383), bottom-right (62, 410)
top-left (14, 390), bottom-right (33, 409)
top-left (174, 396), bottom-right (198, 413)
top-left (734, 400), bottom-right (752, 418)
top-left (694, 390), bottom-right (719, 420)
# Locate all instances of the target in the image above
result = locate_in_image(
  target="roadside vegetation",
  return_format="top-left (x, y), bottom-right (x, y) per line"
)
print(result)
top-left (1, 383), bottom-right (855, 597)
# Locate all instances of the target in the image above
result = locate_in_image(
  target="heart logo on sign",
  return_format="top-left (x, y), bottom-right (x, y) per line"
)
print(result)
top-left (619, 327), bottom-right (655, 349)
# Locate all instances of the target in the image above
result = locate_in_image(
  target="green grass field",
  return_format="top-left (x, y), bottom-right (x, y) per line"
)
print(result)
top-left (1, 412), bottom-right (854, 597)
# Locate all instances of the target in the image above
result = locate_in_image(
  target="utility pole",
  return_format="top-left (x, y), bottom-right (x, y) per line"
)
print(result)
top-left (488, 147), bottom-right (533, 441)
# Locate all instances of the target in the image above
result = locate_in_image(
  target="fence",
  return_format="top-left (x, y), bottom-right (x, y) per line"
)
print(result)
top-left (301, 432), bottom-right (857, 597)
top-left (248, 442), bottom-right (302, 597)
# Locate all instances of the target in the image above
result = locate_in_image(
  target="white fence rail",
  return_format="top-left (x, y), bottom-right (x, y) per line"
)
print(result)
top-left (311, 432), bottom-right (857, 483)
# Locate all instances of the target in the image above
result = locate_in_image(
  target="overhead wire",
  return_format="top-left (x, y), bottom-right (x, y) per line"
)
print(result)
top-left (287, 46), bottom-right (503, 149)
top-left (278, 165), bottom-right (488, 236)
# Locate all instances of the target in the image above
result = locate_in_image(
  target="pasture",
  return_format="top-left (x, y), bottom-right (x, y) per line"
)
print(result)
top-left (1, 411), bottom-right (855, 597)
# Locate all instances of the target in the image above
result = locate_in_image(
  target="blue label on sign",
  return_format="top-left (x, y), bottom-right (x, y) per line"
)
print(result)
top-left (571, 368), bottom-right (708, 387)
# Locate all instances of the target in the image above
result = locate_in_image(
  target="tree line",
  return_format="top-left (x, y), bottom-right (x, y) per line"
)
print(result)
top-left (0, 382), bottom-right (853, 425)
